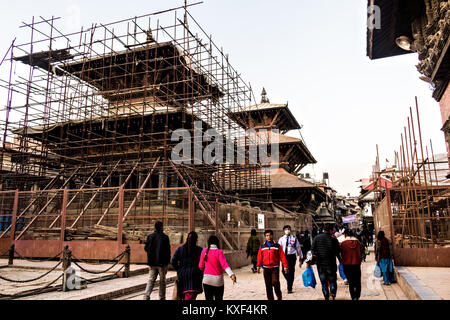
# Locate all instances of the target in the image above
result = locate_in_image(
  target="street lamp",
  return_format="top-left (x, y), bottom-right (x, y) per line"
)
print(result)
top-left (395, 36), bottom-right (414, 51)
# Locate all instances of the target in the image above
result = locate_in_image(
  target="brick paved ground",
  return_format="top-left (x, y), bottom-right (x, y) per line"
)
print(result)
top-left (7, 248), bottom-right (449, 300)
top-left (132, 250), bottom-right (406, 300)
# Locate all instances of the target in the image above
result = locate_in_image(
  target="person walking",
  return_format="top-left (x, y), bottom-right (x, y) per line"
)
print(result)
top-left (199, 235), bottom-right (236, 300)
top-left (297, 230), bottom-right (311, 265)
top-left (246, 229), bottom-right (261, 273)
top-left (278, 225), bottom-right (303, 293)
top-left (171, 231), bottom-right (203, 300)
top-left (257, 229), bottom-right (289, 300)
top-left (375, 230), bottom-right (396, 285)
top-left (311, 224), bottom-right (342, 301)
top-left (143, 221), bottom-right (171, 300)
top-left (336, 231), bottom-right (349, 285)
top-left (340, 229), bottom-right (364, 300)
top-left (355, 228), bottom-right (367, 262)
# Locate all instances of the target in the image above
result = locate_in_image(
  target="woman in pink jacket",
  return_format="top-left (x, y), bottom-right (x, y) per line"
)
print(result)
top-left (199, 235), bottom-right (236, 300)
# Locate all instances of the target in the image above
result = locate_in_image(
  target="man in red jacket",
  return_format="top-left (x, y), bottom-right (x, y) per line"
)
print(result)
top-left (340, 229), bottom-right (364, 300)
top-left (257, 229), bottom-right (289, 300)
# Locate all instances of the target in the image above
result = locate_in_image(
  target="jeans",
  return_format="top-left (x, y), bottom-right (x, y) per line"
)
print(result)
top-left (379, 258), bottom-right (396, 284)
top-left (317, 265), bottom-right (337, 300)
top-left (281, 254), bottom-right (297, 291)
top-left (343, 265), bottom-right (361, 300)
top-left (144, 265), bottom-right (168, 299)
top-left (382, 269), bottom-right (396, 284)
top-left (263, 268), bottom-right (282, 300)
top-left (203, 283), bottom-right (224, 300)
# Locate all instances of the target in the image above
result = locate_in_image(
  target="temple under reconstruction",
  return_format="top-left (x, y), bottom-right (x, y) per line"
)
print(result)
top-left (0, 4), bottom-right (324, 262)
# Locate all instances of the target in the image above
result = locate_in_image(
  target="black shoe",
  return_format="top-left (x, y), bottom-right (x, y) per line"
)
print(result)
top-left (288, 290), bottom-right (293, 294)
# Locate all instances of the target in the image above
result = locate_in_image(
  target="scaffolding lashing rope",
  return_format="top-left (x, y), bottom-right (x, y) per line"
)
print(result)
top-left (14, 249), bottom-right (64, 263)
top-left (0, 260), bottom-right (62, 283)
top-left (71, 251), bottom-right (125, 275)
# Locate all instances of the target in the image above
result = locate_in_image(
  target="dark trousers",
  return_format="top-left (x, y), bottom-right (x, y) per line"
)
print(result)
top-left (281, 254), bottom-right (296, 291)
top-left (203, 283), bottom-right (224, 301)
top-left (263, 268), bottom-right (282, 300)
top-left (252, 259), bottom-right (257, 270)
top-left (317, 265), bottom-right (337, 300)
top-left (343, 265), bottom-right (361, 300)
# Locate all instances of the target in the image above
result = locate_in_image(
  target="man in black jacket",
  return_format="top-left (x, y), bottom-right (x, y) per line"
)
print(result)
top-left (311, 224), bottom-right (342, 301)
top-left (143, 221), bottom-right (171, 300)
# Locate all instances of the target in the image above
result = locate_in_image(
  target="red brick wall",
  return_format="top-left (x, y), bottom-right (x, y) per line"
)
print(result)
top-left (440, 83), bottom-right (450, 157)
top-left (440, 83), bottom-right (450, 126)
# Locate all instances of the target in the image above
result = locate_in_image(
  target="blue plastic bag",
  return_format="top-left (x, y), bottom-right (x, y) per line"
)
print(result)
top-left (338, 264), bottom-right (346, 280)
top-left (302, 265), bottom-right (317, 288)
top-left (374, 262), bottom-right (382, 278)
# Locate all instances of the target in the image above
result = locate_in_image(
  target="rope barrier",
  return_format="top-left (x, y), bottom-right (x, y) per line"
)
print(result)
top-left (14, 249), bottom-right (63, 263)
top-left (0, 261), bottom-right (62, 283)
top-left (71, 250), bottom-right (125, 265)
top-left (0, 273), bottom-right (63, 300)
top-left (72, 257), bottom-right (122, 275)
top-left (79, 265), bottom-right (125, 284)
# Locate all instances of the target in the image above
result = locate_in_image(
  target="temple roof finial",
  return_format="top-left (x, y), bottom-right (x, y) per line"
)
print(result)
top-left (261, 87), bottom-right (270, 103)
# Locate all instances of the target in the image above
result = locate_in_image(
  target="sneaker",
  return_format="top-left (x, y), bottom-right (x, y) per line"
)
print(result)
top-left (143, 295), bottom-right (150, 300)
top-left (343, 279), bottom-right (348, 285)
top-left (251, 267), bottom-right (256, 273)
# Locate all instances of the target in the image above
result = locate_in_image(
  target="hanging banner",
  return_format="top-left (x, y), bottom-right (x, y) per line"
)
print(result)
top-left (257, 214), bottom-right (265, 230)
top-left (342, 214), bottom-right (357, 223)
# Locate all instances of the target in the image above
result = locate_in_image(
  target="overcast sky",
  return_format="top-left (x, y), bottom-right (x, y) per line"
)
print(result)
top-left (0, 0), bottom-right (447, 196)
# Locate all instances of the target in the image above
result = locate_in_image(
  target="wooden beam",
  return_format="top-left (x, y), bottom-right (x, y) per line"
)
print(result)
top-left (69, 160), bottom-right (121, 229)
top-left (0, 168), bottom-right (66, 239)
top-left (122, 158), bottom-right (160, 222)
top-left (48, 163), bottom-right (102, 228)
top-left (14, 167), bottom-right (82, 240)
top-left (95, 160), bottom-right (141, 226)
top-left (168, 159), bottom-right (235, 250)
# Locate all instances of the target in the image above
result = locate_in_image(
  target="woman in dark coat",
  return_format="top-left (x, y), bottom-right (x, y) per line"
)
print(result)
top-left (246, 229), bottom-right (260, 273)
top-left (171, 231), bottom-right (203, 300)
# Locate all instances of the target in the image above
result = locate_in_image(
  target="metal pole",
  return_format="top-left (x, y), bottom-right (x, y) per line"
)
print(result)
top-left (117, 185), bottom-right (124, 255)
top-left (188, 186), bottom-right (194, 232)
top-left (60, 188), bottom-right (68, 251)
top-left (215, 199), bottom-right (219, 237)
top-left (10, 190), bottom-right (19, 244)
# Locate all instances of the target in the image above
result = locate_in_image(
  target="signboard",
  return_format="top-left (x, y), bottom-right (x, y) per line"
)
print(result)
top-left (342, 214), bottom-right (357, 223)
top-left (257, 214), bottom-right (265, 230)
top-left (363, 204), bottom-right (373, 217)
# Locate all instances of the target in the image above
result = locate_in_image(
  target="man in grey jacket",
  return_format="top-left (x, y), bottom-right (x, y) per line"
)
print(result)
top-left (143, 221), bottom-right (171, 300)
